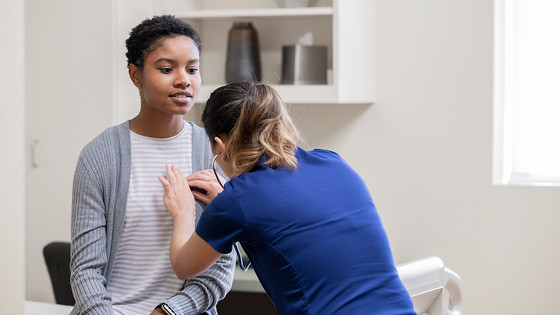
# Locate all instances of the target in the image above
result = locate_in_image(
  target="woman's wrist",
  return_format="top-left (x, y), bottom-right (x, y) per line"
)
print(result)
top-left (172, 212), bottom-right (196, 243)
top-left (172, 211), bottom-right (195, 225)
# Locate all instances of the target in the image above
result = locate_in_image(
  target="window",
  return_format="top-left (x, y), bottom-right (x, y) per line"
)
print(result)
top-left (493, 0), bottom-right (560, 186)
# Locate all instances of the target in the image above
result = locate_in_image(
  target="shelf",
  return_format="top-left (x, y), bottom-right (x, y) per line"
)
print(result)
top-left (197, 84), bottom-right (371, 105)
top-left (176, 7), bottom-right (334, 19)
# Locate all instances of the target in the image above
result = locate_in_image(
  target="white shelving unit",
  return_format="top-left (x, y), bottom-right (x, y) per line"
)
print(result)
top-left (155, 0), bottom-right (375, 104)
top-left (175, 7), bottom-right (334, 19)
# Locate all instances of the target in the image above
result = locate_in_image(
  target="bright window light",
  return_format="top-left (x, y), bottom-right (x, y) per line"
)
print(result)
top-left (494, 0), bottom-right (560, 186)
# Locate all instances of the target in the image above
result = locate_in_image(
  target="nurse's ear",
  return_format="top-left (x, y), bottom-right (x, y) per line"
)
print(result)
top-left (213, 136), bottom-right (229, 161)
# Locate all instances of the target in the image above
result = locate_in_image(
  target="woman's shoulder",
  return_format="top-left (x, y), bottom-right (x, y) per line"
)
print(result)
top-left (187, 121), bottom-right (208, 140)
top-left (185, 120), bottom-right (215, 171)
top-left (80, 121), bottom-right (129, 161)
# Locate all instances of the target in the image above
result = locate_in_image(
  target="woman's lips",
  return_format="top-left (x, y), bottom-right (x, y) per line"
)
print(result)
top-left (170, 93), bottom-right (192, 103)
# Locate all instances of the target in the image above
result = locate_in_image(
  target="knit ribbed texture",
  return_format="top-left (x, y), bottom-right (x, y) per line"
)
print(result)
top-left (70, 121), bottom-right (235, 315)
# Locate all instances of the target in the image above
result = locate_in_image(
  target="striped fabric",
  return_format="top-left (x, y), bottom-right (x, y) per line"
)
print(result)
top-left (107, 123), bottom-right (192, 314)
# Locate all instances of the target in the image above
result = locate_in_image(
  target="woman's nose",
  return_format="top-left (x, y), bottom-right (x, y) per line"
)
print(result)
top-left (175, 71), bottom-right (191, 87)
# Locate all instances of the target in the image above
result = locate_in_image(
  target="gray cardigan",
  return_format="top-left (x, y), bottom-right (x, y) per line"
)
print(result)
top-left (70, 121), bottom-right (235, 315)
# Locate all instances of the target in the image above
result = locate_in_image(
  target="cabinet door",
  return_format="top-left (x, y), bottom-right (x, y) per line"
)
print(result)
top-left (25, 0), bottom-right (114, 302)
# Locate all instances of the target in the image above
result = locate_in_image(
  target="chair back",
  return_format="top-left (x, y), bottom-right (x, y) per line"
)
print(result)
top-left (43, 241), bottom-right (75, 306)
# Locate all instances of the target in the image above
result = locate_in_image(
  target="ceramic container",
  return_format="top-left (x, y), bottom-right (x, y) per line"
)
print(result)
top-left (281, 44), bottom-right (327, 84)
top-left (225, 22), bottom-right (262, 83)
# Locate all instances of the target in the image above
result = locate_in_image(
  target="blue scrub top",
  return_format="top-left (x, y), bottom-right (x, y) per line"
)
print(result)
top-left (196, 148), bottom-right (415, 315)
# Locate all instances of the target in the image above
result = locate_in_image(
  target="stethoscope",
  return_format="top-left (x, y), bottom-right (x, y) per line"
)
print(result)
top-left (212, 154), bottom-right (251, 271)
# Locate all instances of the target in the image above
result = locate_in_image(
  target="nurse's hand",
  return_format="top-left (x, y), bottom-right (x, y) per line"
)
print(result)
top-left (187, 169), bottom-right (225, 204)
top-left (159, 164), bottom-right (195, 220)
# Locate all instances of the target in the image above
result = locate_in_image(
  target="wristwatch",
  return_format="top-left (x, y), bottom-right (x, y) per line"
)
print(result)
top-left (156, 303), bottom-right (176, 315)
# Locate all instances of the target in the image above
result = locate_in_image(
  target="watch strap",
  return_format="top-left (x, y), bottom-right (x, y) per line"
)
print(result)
top-left (156, 302), bottom-right (176, 315)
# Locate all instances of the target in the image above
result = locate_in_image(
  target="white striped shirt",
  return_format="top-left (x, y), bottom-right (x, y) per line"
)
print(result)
top-left (107, 122), bottom-right (192, 314)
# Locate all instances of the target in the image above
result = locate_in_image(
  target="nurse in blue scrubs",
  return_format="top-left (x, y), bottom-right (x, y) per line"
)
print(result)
top-left (159, 81), bottom-right (416, 315)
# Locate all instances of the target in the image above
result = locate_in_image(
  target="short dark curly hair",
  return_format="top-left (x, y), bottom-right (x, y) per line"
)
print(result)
top-left (125, 15), bottom-right (202, 69)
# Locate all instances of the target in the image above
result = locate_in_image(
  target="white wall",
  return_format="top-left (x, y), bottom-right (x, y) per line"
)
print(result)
top-left (289, 1), bottom-right (560, 314)
top-left (0, 0), bottom-right (26, 313)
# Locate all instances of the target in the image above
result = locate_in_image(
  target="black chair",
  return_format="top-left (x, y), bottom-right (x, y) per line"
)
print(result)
top-left (43, 241), bottom-right (75, 306)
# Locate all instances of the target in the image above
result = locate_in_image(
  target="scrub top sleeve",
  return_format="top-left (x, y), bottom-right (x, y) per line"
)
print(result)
top-left (196, 190), bottom-right (246, 254)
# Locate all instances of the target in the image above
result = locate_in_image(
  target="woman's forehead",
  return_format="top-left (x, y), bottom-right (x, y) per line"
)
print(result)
top-left (145, 35), bottom-right (200, 61)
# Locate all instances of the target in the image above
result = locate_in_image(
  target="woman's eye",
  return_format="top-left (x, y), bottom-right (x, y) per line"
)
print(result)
top-left (188, 68), bottom-right (199, 74)
top-left (160, 68), bottom-right (173, 74)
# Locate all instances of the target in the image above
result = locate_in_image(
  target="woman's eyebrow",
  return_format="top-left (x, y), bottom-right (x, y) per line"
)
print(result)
top-left (155, 58), bottom-right (199, 64)
top-left (155, 58), bottom-right (177, 64)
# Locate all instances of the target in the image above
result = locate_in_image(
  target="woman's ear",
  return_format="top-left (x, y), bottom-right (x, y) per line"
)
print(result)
top-left (128, 64), bottom-right (142, 88)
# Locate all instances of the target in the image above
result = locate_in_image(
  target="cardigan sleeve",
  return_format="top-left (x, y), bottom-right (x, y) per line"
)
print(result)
top-left (164, 251), bottom-right (236, 314)
top-left (70, 155), bottom-right (114, 315)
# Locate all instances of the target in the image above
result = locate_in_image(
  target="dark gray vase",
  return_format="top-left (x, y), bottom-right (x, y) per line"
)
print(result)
top-left (226, 22), bottom-right (262, 83)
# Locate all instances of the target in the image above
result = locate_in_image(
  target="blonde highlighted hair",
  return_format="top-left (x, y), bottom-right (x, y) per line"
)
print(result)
top-left (202, 81), bottom-right (300, 177)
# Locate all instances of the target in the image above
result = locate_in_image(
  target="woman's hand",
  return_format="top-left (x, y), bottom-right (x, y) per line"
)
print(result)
top-left (187, 169), bottom-right (226, 204)
top-left (158, 164), bottom-right (195, 220)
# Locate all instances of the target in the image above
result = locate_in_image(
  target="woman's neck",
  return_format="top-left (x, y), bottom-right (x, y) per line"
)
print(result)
top-left (129, 114), bottom-right (185, 138)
